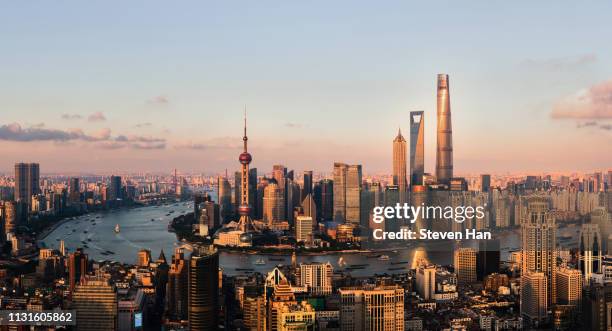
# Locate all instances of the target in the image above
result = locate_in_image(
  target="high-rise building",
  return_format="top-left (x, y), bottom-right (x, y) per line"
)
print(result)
top-left (302, 170), bottom-right (313, 200)
top-left (556, 268), bottom-right (582, 308)
top-left (346, 165), bottom-right (362, 225)
top-left (268, 280), bottom-right (298, 331)
top-left (14, 162), bottom-right (40, 204)
top-left (301, 194), bottom-right (317, 225)
top-left (454, 248), bottom-right (477, 285)
top-left (393, 129), bottom-right (408, 204)
top-left (583, 282), bottom-right (612, 331)
top-left (314, 179), bottom-right (333, 222)
top-left (339, 285), bottom-right (404, 331)
top-left (521, 272), bottom-right (548, 327)
top-left (295, 216), bottom-right (313, 244)
top-left (296, 262), bottom-right (333, 296)
top-left (276, 301), bottom-right (316, 331)
top-left (137, 249), bottom-right (151, 267)
top-left (333, 163), bottom-right (348, 223)
top-left (108, 175), bottom-right (122, 201)
top-left (579, 223), bottom-right (603, 284)
top-left (481, 174), bottom-right (491, 193)
top-left (410, 111), bottom-right (425, 187)
top-left (68, 248), bottom-right (88, 292)
top-left (521, 196), bottom-right (557, 307)
top-left (435, 74), bottom-right (453, 185)
top-left (217, 175), bottom-right (232, 223)
top-left (72, 276), bottom-right (117, 331)
top-left (166, 248), bottom-right (188, 321)
top-left (263, 183), bottom-right (285, 227)
top-left (416, 265), bottom-right (436, 300)
top-left (2, 201), bottom-right (18, 234)
top-left (69, 177), bottom-right (81, 203)
top-left (243, 292), bottom-right (266, 331)
top-left (477, 240), bottom-right (500, 281)
top-left (590, 207), bottom-right (610, 255)
top-left (188, 245), bottom-right (219, 331)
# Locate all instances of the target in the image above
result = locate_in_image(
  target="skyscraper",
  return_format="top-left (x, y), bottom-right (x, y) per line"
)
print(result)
top-left (556, 267), bottom-right (582, 308)
top-left (72, 276), bottom-right (118, 331)
top-left (166, 248), bottom-right (188, 321)
top-left (68, 248), bottom-right (88, 292)
top-left (108, 175), bottom-right (122, 201)
top-left (393, 129), bottom-right (408, 204)
top-left (14, 162), bottom-right (40, 204)
top-left (416, 265), bottom-right (436, 300)
top-left (339, 285), bottom-right (405, 331)
top-left (302, 170), bottom-right (313, 199)
top-left (263, 183), bottom-right (285, 227)
top-left (579, 223), bottom-right (602, 284)
top-left (296, 262), bottom-right (333, 296)
top-left (314, 179), bottom-right (333, 222)
top-left (69, 177), bottom-right (80, 203)
top-left (333, 163), bottom-right (348, 223)
top-left (217, 175), bottom-right (232, 224)
top-left (409, 111), bottom-right (425, 187)
top-left (454, 247), bottom-right (477, 285)
top-left (188, 245), bottom-right (219, 331)
top-left (521, 272), bottom-right (548, 327)
top-left (521, 196), bottom-right (557, 311)
top-left (481, 174), bottom-right (491, 193)
top-left (346, 165), bottom-right (362, 225)
top-left (435, 74), bottom-right (453, 185)
top-left (477, 239), bottom-right (500, 281)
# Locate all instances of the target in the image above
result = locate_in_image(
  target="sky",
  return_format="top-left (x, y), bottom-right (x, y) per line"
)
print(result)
top-left (1, 1), bottom-right (611, 175)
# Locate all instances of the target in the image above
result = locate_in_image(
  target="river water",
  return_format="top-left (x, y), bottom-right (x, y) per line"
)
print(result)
top-left (39, 203), bottom-right (578, 276)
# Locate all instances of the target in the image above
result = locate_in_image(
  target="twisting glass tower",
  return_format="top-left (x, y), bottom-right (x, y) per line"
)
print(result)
top-left (436, 74), bottom-right (453, 184)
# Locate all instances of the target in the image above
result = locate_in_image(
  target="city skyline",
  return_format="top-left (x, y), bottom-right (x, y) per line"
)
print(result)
top-left (1, 2), bottom-right (612, 174)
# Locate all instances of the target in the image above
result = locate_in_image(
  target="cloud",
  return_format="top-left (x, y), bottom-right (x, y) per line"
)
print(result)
top-left (174, 137), bottom-right (240, 150)
top-left (88, 112), bottom-right (107, 122)
top-left (285, 122), bottom-right (303, 128)
top-left (61, 113), bottom-right (82, 120)
top-left (576, 121), bottom-right (598, 128)
top-left (522, 53), bottom-right (597, 71)
top-left (147, 95), bottom-right (169, 105)
top-left (600, 124), bottom-right (612, 131)
top-left (0, 122), bottom-right (166, 150)
top-left (551, 80), bottom-right (612, 119)
top-left (135, 122), bottom-right (152, 128)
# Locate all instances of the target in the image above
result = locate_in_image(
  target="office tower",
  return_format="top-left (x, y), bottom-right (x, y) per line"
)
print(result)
top-left (579, 223), bottom-right (603, 284)
top-left (263, 183), bottom-right (285, 227)
top-left (166, 248), bottom-right (188, 321)
top-left (236, 112), bottom-right (259, 234)
top-left (243, 292), bottom-right (266, 331)
top-left (137, 249), bottom-right (151, 267)
top-left (521, 272), bottom-right (548, 327)
top-left (416, 265), bottom-right (436, 300)
top-left (314, 179), bottom-right (333, 222)
top-left (256, 177), bottom-right (270, 220)
top-left (409, 111), bottom-right (425, 187)
top-left (590, 207), bottom-right (610, 254)
top-left (286, 179), bottom-right (301, 224)
top-left (59, 240), bottom-right (65, 256)
top-left (302, 170), bottom-right (313, 199)
top-left (393, 128), bottom-right (408, 203)
top-left (436, 74), bottom-right (453, 185)
top-left (217, 175), bottom-right (232, 223)
top-left (477, 240), bottom-right (500, 281)
top-left (108, 175), bottom-right (122, 201)
top-left (346, 164), bottom-right (362, 225)
top-left (3, 201), bottom-right (18, 234)
top-left (556, 268), bottom-right (582, 308)
top-left (272, 165), bottom-right (287, 215)
top-left (481, 174), bottom-right (491, 193)
top-left (333, 163), bottom-right (348, 223)
top-left (583, 282), bottom-right (612, 331)
top-left (383, 185), bottom-right (400, 232)
top-left (249, 168), bottom-right (258, 218)
top-left (454, 248), bottom-right (477, 285)
top-left (276, 301), bottom-right (316, 331)
top-left (68, 248), bottom-right (88, 292)
top-left (155, 250), bottom-right (169, 314)
top-left (188, 245), bottom-right (219, 331)
top-left (268, 280), bottom-right (298, 331)
top-left (72, 277), bottom-right (117, 331)
top-left (339, 285), bottom-right (404, 331)
top-left (296, 262), bottom-right (333, 296)
top-left (301, 194), bottom-right (317, 224)
top-left (521, 196), bottom-right (557, 307)
top-left (69, 177), bottom-right (80, 203)
top-left (14, 162), bottom-right (40, 204)
top-left (193, 193), bottom-right (208, 220)
top-left (295, 216), bottom-right (313, 243)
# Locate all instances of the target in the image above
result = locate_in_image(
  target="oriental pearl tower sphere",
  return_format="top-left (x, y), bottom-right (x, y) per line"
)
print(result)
top-left (236, 109), bottom-right (258, 236)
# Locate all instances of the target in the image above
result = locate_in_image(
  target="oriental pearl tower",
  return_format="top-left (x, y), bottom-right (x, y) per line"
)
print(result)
top-left (236, 109), bottom-right (259, 234)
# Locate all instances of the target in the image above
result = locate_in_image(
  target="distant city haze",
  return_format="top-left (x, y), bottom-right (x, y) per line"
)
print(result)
top-left (1, 2), bottom-right (611, 174)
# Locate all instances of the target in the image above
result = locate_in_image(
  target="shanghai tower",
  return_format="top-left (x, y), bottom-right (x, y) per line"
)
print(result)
top-left (435, 74), bottom-right (453, 184)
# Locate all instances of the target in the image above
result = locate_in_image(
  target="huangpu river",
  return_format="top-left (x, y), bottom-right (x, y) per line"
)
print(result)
top-left (38, 202), bottom-right (578, 276)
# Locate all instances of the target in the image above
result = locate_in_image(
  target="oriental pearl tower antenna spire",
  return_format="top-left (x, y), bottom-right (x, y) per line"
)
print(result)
top-left (236, 106), bottom-right (259, 233)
